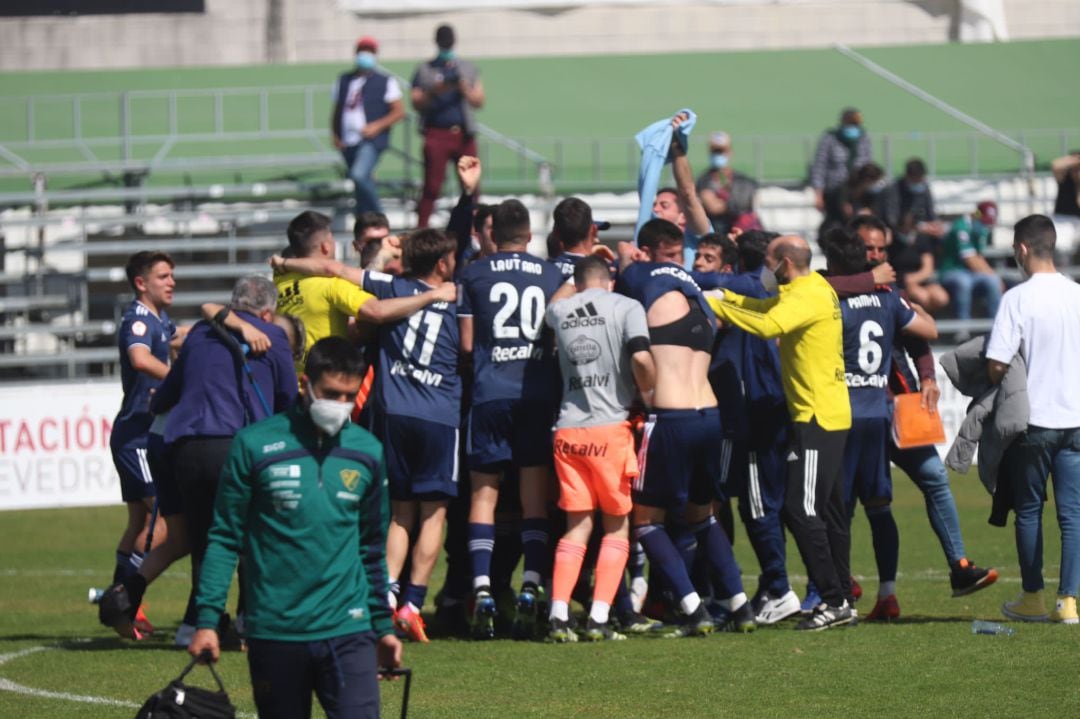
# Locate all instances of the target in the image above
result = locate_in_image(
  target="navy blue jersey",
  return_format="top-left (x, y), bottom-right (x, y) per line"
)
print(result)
top-left (364, 272), bottom-right (462, 427)
top-left (113, 300), bottom-right (175, 447)
top-left (551, 251), bottom-right (585, 280)
top-left (707, 271), bottom-right (788, 444)
top-left (458, 251), bottom-right (563, 404)
top-left (841, 290), bottom-right (915, 419)
top-left (615, 261), bottom-right (715, 321)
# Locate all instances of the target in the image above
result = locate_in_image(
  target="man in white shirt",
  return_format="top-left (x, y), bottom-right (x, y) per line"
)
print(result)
top-left (331, 36), bottom-right (405, 217)
top-left (986, 214), bottom-right (1080, 625)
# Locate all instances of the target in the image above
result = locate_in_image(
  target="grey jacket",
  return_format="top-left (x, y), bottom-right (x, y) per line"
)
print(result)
top-left (940, 335), bottom-right (1029, 495)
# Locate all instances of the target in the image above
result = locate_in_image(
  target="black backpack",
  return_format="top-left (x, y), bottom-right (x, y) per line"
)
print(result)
top-left (136, 655), bottom-right (236, 719)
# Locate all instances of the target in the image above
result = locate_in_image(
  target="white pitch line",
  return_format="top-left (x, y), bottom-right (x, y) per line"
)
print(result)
top-left (0, 641), bottom-right (255, 717)
top-left (0, 644), bottom-right (138, 709)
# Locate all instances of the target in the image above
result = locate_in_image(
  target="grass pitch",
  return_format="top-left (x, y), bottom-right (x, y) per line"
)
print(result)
top-left (0, 470), bottom-right (1076, 718)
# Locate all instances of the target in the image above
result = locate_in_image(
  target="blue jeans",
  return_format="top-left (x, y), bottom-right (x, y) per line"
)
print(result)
top-left (890, 443), bottom-right (966, 566)
top-left (1004, 426), bottom-right (1080, 597)
top-left (342, 142), bottom-right (384, 216)
top-left (940, 269), bottom-right (1001, 321)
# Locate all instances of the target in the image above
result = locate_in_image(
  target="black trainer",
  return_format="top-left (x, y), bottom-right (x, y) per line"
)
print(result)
top-left (950, 558), bottom-right (999, 597)
top-left (795, 600), bottom-right (854, 631)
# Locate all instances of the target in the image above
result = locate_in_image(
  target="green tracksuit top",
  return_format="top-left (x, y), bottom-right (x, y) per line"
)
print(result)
top-left (195, 407), bottom-right (393, 641)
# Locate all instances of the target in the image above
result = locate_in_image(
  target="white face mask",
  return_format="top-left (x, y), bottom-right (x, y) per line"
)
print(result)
top-left (306, 382), bottom-right (352, 436)
top-left (760, 264), bottom-right (779, 294)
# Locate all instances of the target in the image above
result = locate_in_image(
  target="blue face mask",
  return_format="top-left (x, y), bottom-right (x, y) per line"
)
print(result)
top-left (840, 124), bottom-right (862, 142)
top-left (437, 49), bottom-right (455, 62)
top-left (355, 51), bottom-right (377, 72)
top-left (907, 181), bottom-right (927, 194)
top-left (710, 153), bottom-right (730, 170)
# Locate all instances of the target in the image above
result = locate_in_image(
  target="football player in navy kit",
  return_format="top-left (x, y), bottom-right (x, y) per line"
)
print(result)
top-left (108, 251), bottom-right (184, 636)
top-left (458, 199), bottom-right (564, 639)
top-left (362, 229), bottom-right (463, 642)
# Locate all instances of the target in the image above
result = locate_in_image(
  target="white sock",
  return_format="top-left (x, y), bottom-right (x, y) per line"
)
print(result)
top-left (550, 600), bottom-right (569, 622)
top-left (589, 601), bottom-right (611, 625)
top-left (679, 592), bottom-right (702, 615)
top-left (522, 570), bottom-right (542, 588)
top-left (473, 575), bottom-right (491, 592)
top-left (727, 592), bottom-right (748, 612)
top-left (879, 581), bottom-right (896, 598)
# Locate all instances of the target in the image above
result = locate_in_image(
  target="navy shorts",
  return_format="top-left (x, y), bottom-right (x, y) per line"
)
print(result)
top-left (110, 439), bottom-right (156, 503)
top-left (843, 416), bottom-right (893, 508)
top-left (467, 399), bottom-right (555, 472)
top-left (380, 413), bottom-right (459, 501)
top-left (633, 407), bottom-right (723, 511)
top-left (147, 433), bottom-right (182, 517)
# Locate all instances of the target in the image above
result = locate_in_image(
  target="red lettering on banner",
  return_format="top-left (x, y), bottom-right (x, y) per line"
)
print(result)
top-left (0, 419), bottom-right (9, 453)
top-left (39, 418), bottom-right (58, 452)
top-left (14, 422), bottom-right (34, 453)
top-left (74, 412), bottom-right (94, 450)
top-left (100, 417), bottom-right (112, 448)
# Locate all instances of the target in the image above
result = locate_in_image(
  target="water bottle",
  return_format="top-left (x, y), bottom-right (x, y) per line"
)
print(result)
top-left (88, 587), bottom-right (104, 604)
top-left (971, 619), bottom-right (1014, 636)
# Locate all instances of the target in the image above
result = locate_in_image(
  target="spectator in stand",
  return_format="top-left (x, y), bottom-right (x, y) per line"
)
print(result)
top-left (331, 36), bottom-right (405, 218)
top-left (881, 159), bottom-right (946, 241)
top-left (939, 201), bottom-right (1004, 323)
top-left (1051, 151), bottom-right (1080, 256)
top-left (411, 24), bottom-right (485, 228)
top-left (811, 107), bottom-right (872, 243)
top-left (841, 162), bottom-right (889, 221)
top-left (696, 131), bottom-right (760, 237)
top-left (880, 159), bottom-right (949, 313)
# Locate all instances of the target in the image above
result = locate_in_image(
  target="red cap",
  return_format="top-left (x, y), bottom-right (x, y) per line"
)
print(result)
top-left (356, 36), bottom-right (379, 53)
top-left (976, 201), bottom-right (998, 225)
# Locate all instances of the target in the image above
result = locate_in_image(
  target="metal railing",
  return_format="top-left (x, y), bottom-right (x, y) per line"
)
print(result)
top-left (2, 84), bottom-right (1075, 197)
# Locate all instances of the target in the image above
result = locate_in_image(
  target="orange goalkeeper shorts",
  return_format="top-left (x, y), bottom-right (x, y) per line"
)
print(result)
top-left (553, 422), bottom-right (637, 516)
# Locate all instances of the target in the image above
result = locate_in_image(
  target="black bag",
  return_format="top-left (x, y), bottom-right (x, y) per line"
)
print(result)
top-left (136, 654), bottom-right (236, 719)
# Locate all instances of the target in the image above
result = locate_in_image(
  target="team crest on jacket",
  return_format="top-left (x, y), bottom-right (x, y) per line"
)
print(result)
top-left (339, 468), bottom-right (360, 492)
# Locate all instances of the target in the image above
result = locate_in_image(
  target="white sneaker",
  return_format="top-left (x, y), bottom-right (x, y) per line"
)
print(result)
top-left (173, 622), bottom-right (197, 648)
top-left (629, 577), bottom-right (648, 614)
top-left (754, 589), bottom-right (802, 625)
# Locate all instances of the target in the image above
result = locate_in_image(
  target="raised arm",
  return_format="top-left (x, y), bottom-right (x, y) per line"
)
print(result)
top-left (670, 113), bottom-right (711, 236)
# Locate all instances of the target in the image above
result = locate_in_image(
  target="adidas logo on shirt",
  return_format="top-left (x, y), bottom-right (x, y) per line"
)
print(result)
top-left (561, 302), bottom-right (606, 329)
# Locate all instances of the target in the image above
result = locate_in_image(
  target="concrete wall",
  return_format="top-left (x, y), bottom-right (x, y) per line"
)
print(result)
top-left (0, 0), bottom-right (1077, 71)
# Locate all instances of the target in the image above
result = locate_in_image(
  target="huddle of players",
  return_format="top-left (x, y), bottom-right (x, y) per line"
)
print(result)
top-left (273, 180), bottom-right (999, 643)
top-left (105, 176), bottom-right (997, 644)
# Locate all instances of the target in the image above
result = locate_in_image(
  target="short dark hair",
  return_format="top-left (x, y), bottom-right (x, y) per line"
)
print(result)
top-left (1014, 214), bottom-right (1056, 259)
top-left (492, 199), bottom-right (531, 247)
top-left (823, 228), bottom-right (867, 275)
top-left (552, 197), bottom-right (593, 250)
top-left (697, 232), bottom-right (738, 268)
top-left (573, 255), bottom-right (610, 286)
top-left (904, 158), bottom-right (927, 180)
top-left (304, 336), bottom-right (365, 383)
top-left (353, 211), bottom-right (389, 245)
top-left (656, 187), bottom-right (679, 202)
top-left (287, 211), bottom-right (333, 257)
top-left (403, 228), bottom-right (457, 276)
top-left (849, 214), bottom-right (888, 236)
top-left (473, 203), bottom-right (494, 235)
top-left (735, 230), bottom-right (778, 271)
top-left (125, 251), bottom-right (174, 292)
top-left (435, 24), bottom-right (455, 49)
top-left (359, 239), bottom-right (383, 270)
top-left (637, 218), bottom-right (683, 254)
